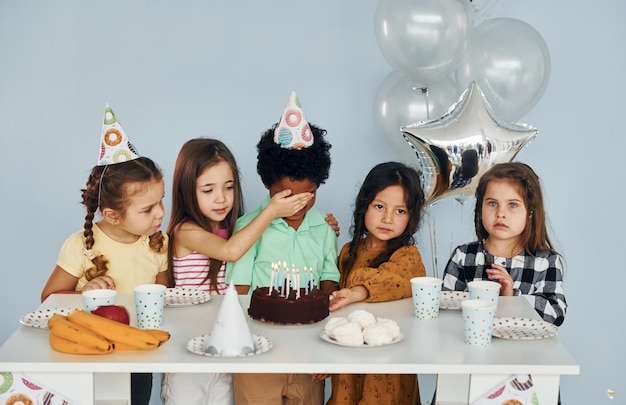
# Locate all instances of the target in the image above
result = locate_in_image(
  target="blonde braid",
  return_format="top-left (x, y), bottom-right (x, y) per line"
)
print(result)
top-left (148, 230), bottom-right (166, 254)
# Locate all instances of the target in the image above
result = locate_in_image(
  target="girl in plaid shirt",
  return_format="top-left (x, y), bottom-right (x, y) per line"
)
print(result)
top-left (442, 162), bottom-right (566, 326)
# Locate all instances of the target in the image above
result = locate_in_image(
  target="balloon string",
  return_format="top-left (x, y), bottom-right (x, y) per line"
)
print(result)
top-left (428, 210), bottom-right (438, 278)
top-left (422, 87), bottom-right (430, 119)
top-left (448, 200), bottom-right (465, 265)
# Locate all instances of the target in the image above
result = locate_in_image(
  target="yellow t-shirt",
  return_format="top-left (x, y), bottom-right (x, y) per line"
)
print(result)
top-left (57, 223), bottom-right (168, 294)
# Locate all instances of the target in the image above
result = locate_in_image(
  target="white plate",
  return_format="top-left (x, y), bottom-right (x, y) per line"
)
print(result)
top-left (492, 317), bottom-right (559, 340)
top-left (186, 334), bottom-right (272, 357)
top-left (19, 307), bottom-right (81, 329)
top-left (439, 291), bottom-right (468, 310)
top-left (319, 330), bottom-right (404, 347)
top-left (165, 287), bottom-right (211, 307)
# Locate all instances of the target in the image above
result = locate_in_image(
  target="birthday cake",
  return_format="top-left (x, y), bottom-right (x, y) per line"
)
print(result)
top-left (248, 287), bottom-right (330, 325)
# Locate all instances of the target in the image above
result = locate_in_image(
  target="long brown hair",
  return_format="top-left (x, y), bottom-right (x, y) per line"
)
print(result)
top-left (474, 162), bottom-right (556, 255)
top-left (341, 162), bottom-right (425, 287)
top-left (81, 157), bottom-right (166, 280)
top-left (167, 138), bottom-right (243, 291)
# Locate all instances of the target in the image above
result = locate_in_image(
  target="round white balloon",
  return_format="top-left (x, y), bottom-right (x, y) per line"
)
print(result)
top-left (456, 18), bottom-right (551, 121)
top-left (375, 0), bottom-right (473, 87)
top-left (373, 71), bottom-right (459, 163)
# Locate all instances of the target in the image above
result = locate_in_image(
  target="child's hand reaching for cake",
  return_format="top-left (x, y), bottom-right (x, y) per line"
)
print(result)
top-left (329, 286), bottom-right (369, 312)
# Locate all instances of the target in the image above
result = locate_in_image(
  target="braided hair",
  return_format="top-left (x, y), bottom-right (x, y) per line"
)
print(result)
top-left (81, 156), bottom-right (165, 280)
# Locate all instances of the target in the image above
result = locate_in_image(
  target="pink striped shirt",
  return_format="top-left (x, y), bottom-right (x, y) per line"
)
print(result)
top-left (172, 227), bottom-right (229, 295)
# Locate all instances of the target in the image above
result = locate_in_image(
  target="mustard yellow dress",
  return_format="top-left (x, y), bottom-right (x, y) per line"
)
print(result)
top-left (326, 243), bottom-right (426, 405)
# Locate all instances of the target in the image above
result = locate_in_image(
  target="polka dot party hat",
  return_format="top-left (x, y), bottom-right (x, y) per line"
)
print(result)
top-left (97, 104), bottom-right (141, 166)
top-left (273, 91), bottom-right (313, 149)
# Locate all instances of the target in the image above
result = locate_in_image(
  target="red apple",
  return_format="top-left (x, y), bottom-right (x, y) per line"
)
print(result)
top-left (91, 305), bottom-right (131, 325)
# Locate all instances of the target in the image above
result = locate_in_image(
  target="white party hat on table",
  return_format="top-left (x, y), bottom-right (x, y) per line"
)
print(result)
top-left (205, 282), bottom-right (255, 356)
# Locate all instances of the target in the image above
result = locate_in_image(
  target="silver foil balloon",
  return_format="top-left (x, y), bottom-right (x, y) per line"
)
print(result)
top-left (401, 82), bottom-right (537, 206)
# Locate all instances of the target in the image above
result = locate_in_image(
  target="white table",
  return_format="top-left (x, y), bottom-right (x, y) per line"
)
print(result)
top-left (0, 294), bottom-right (579, 404)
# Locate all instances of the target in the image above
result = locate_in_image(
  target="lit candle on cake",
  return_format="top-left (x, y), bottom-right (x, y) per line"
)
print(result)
top-left (282, 261), bottom-right (288, 295)
top-left (295, 268), bottom-right (301, 299)
top-left (274, 262), bottom-right (281, 291)
top-left (304, 266), bottom-right (309, 295)
top-left (285, 266), bottom-right (291, 298)
top-left (269, 262), bottom-right (276, 295)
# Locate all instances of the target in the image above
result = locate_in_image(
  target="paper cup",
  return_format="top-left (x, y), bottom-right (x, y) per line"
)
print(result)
top-left (461, 299), bottom-right (497, 347)
top-left (133, 284), bottom-right (166, 329)
top-left (410, 276), bottom-right (443, 320)
top-left (82, 289), bottom-right (117, 312)
top-left (468, 280), bottom-right (500, 305)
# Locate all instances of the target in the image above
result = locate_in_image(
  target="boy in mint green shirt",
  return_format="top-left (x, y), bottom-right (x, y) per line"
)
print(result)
top-left (226, 91), bottom-right (338, 405)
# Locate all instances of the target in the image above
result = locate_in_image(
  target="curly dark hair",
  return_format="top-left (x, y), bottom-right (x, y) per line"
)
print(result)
top-left (256, 123), bottom-right (331, 187)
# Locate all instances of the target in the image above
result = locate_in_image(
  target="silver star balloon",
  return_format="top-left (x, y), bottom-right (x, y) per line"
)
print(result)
top-left (402, 82), bottom-right (537, 205)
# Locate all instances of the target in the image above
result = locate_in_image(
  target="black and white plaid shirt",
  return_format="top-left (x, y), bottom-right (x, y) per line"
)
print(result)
top-left (442, 241), bottom-right (567, 326)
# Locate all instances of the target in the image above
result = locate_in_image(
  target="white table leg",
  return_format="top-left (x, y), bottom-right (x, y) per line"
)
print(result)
top-left (94, 372), bottom-right (131, 405)
top-left (435, 374), bottom-right (470, 404)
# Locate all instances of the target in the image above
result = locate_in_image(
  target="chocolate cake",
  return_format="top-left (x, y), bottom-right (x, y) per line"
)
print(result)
top-left (248, 287), bottom-right (330, 324)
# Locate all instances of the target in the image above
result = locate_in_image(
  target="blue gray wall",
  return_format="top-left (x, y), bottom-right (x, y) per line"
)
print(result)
top-left (1, 1), bottom-right (622, 403)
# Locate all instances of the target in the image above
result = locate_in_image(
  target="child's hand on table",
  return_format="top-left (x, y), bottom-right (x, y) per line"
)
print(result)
top-left (81, 275), bottom-right (116, 291)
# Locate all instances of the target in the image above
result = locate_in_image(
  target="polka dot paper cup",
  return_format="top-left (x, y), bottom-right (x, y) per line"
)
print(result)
top-left (461, 299), bottom-right (497, 347)
top-left (82, 289), bottom-right (117, 312)
top-left (133, 284), bottom-right (166, 329)
top-left (410, 277), bottom-right (443, 320)
top-left (468, 280), bottom-right (500, 305)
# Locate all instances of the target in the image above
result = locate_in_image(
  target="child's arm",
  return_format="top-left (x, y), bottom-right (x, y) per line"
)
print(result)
top-left (441, 246), bottom-right (467, 291)
top-left (329, 285), bottom-right (368, 311)
top-left (40, 265), bottom-right (115, 302)
top-left (234, 285), bottom-right (250, 295)
top-left (320, 280), bottom-right (339, 296)
top-left (342, 245), bottom-right (426, 304)
top-left (175, 189), bottom-right (311, 262)
top-left (518, 254), bottom-right (567, 326)
top-left (154, 269), bottom-right (171, 287)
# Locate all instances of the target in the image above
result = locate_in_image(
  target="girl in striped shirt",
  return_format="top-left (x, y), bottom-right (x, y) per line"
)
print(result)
top-left (161, 138), bottom-right (312, 405)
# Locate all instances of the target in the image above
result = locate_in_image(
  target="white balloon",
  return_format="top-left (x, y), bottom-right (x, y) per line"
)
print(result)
top-left (468, 0), bottom-right (507, 23)
top-left (375, 0), bottom-right (473, 87)
top-left (373, 71), bottom-right (459, 163)
top-left (456, 18), bottom-right (551, 121)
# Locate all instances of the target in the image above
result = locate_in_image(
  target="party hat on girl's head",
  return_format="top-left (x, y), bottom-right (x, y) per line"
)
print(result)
top-left (274, 91), bottom-right (313, 149)
top-left (97, 104), bottom-right (140, 166)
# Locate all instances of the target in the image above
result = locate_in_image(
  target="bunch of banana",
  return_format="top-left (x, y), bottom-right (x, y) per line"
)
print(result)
top-left (47, 311), bottom-right (170, 355)
top-left (48, 313), bottom-right (113, 354)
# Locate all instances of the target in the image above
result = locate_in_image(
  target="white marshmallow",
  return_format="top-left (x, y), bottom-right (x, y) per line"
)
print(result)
top-left (332, 322), bottom-right (364, 346)
top-left (324, 317), bottom-right (348, 339)
top-left (347, 309), bottom-right (376, 330)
